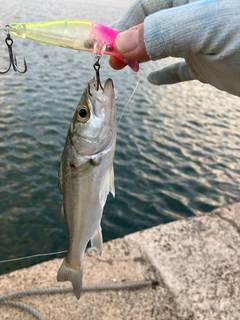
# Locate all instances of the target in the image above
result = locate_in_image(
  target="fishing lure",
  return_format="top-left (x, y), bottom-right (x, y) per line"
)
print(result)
top-left (8, 20), bottom-right (139, 72)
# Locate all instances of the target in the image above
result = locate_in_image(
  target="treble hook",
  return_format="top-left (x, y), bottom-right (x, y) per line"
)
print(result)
top-left (0, 25), bottom-right (27, 74)
top-left (93, 55), bottom-right (103, 91)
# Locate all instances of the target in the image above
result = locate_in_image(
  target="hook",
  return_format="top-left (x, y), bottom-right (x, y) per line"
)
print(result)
top-left (93, 55), bottom-right (103, 91)
top-left (0, 25), bottom-right (27, 74)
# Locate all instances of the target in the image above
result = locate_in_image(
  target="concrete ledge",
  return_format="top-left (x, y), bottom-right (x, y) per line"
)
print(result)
top-left (0, 203), bottom-right (240, 319)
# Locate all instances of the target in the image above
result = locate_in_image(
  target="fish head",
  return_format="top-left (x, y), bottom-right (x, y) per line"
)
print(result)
top-left (70, 78), bottom-right (116, 155)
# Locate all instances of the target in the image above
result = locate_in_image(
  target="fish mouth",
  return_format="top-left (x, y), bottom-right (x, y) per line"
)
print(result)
top-left (103, 78), bottom-right (114, 94)
top-left (102, 78), bottom-right (115, 125)
top-left (88, 78), bottom-right (114, 99)
top-left (88, 78), bottom-right (115, 121)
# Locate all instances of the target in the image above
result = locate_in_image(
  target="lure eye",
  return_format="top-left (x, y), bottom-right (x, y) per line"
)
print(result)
top-left (76, 105), bottom-right (90, 122)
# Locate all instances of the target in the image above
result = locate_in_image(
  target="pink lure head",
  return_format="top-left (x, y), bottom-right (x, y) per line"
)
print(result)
top-left (92, 23), bottom-right (139, 72)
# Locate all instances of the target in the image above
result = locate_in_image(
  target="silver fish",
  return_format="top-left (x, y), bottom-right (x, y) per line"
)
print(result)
top-left (57, 78), bottom-right (116, 299)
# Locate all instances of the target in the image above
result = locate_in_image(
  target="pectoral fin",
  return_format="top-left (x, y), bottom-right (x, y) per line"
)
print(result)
top-left (99, 165), bottom-right (115, 208)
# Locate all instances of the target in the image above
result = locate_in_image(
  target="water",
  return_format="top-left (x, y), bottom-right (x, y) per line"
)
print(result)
top-left (0, 0), bottom-right (239, 275)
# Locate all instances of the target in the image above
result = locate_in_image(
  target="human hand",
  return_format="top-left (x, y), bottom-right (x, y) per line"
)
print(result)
top-left (109, 0), bottom-right (240, 97)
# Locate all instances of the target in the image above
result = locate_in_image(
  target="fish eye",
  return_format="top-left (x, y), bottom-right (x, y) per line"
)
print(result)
top-left (79, 108), bottom-right (87, 117)
top-left (76, 105), bottom-right (90, 122)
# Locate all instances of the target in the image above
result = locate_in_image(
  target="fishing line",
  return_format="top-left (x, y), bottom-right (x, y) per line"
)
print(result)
top-left (117, 69), bottom-right (141, 128)
top-left (0, 250), bottom-right (67, 264)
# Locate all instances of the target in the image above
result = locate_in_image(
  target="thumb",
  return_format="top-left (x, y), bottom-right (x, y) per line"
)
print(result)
top-left (147, 61), bottom-right (197, 85)
top-left (115, 23), bottom-right (149, 61)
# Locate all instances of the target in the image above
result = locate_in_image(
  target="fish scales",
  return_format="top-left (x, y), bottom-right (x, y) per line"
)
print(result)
top-left (57, 78), bottom-right (116, 299)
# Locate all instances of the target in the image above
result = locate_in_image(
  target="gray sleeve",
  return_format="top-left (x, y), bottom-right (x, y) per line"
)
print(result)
top-left (114, 0), bottom-right (192, 31)
top-left (144, 0), bottom-right (238, 59)
top-left (144, 0), bottom-right (240, 96)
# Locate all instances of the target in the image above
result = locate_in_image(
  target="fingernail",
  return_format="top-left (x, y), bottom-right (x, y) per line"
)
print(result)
top-left (116, 29), bottom-right (139, 53)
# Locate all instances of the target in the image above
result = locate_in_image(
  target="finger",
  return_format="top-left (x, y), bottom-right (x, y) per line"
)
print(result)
top-left (147, 61), bottom-right (197, 85)
top-left (108, 56), bottom-right (127, 70)
top-left (112, 0), bottom-right (191, 31)
top-left (115, 24), bottom-right (149, 61)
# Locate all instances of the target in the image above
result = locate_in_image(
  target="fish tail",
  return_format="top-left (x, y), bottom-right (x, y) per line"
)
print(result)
top-left (57, 258), bottom-right (83, 300)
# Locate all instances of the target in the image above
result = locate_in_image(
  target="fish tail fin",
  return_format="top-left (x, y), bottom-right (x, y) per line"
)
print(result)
top-left (57, 258), bottom-right (83, 300)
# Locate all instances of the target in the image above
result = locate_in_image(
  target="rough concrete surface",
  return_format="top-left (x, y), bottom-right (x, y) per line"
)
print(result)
top-left (0, 202), bottom-right (240, 320)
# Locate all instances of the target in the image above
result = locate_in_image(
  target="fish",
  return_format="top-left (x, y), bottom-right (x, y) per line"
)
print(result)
top-left (57, 78), bottom-right (116, 299)
top-left (8, 20), bottom-right (139, 72)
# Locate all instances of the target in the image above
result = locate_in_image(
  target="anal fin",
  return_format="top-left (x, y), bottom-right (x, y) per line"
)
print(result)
top-left (91, 228), bottom-right (103, 255)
